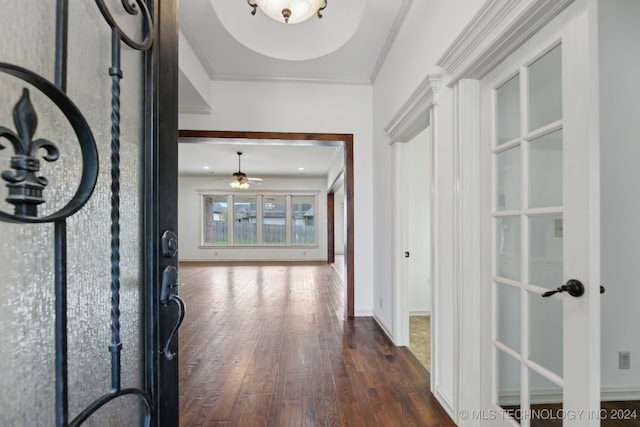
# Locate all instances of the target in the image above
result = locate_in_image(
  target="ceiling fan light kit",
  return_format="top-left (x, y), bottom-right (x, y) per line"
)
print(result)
top-left (247, 0), bottom-right (327, 24)
top-left (230, 151), bottom-right (262, 189)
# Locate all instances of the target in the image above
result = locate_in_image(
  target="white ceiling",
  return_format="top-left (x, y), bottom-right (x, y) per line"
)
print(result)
top-left (179, 0), bottom-right (411, 84)
top-left (178, 0), bottom-right (410, 178)
top-left (178, 140), bottom-right (342, 179)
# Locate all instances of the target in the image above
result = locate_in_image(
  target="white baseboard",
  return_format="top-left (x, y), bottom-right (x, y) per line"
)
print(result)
top-left (498, 388), bottom-right (561, 406)
top-left (498, 385), bottom-right (640, 406)
top-left (354, 308), bottom-right (373, 317)
top-left (601, 384), bottom-right (640, 401)
top-left (409, 310), bottom-right (431, 316)
top-left (434, 384), bottom-right (456, 422)
top-left (373, 312), bottom-right (394, 342)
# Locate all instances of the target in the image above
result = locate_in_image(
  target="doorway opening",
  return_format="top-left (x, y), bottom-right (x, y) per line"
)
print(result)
top-left (177, 130), bottom-right (354, 317)
top-left (406, 127), bottom-right (432, 372)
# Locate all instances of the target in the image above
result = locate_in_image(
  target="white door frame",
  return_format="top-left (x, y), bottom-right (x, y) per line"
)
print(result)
top-left (385, 75), bottom-right (440, 385)
top-left (436, 0), bottom-right (579, 424)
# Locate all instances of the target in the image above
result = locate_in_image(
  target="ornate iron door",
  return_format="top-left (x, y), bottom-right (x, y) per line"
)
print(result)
top-left (0, 1), bottom-right (180, 425)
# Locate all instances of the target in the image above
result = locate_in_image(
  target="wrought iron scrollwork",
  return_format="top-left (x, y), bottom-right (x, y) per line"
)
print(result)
top-left (0, 0), bottom-right (170, 425)
top-left (70, 1), bottom-right (157, 426)
top-left (0, 63), bottom-right (98, 224)
top-left (0, 89), bottom-right (59, 217)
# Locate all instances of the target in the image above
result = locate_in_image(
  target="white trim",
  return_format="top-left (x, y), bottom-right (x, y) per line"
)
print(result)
top-left (428, 106), bottom-right (439, 395)
top-left (454, 79), bottom-right (483, 426)
top-left (409, 310), bottom-right (431, 316)
top-left (210, 74), bottom-right (372, 87)
top-left (179, 105), bottom-right (212, 115)
top-left (494, 384), bottom-right (640, 405)
top-left (354, 309), bottom-right (373, 317)
top-left (601, 385), bottom-right (640, 402)
top-left (385, 75), bottom-right (440, 349)
top-left (373, 313), bottom-right (394, 341)
top-left (434, 385), bottom-right (456, 421)
top-left (497, 388), bottom-right (562, 406)
top-left (437, 0), bottom-right (574, 86)
top-left (384, 75), bottom-right (441, 142)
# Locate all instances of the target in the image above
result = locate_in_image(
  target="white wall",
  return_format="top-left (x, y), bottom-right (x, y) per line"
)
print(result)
top-left (179, 175), bottom-right (328, 261)
top-left (598, 0), bottom-right (640, 397)
top-left (179, 80), bottom-right (374, 316)
top-left (408, 127), bottom-right (431, 314)
top-left (371, 0), bottom-right (485, 414)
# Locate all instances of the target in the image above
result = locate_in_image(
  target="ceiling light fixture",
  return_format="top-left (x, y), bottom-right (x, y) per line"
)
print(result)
top-left (230, 152), bottom-right (251, 190)
top-left (247, 0), bottom-right (327, 24)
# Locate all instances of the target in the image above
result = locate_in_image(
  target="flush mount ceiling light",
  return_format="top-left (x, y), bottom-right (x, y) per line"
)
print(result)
top-left (247, 0), bottom-right (327, 24)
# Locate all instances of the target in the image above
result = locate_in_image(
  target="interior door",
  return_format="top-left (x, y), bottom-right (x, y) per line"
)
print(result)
top-left (479, 2), bottom-right (599, 426)
top-left (0, 1), bottom-right (179, 426)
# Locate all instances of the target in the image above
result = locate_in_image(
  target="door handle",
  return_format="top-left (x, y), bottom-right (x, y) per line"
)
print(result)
top-left (541, 279), bottom-right (584, 298)
top-left (162, 294), bottom-right (185, 361)
top-left (161, 265), bottom-right (186, 360)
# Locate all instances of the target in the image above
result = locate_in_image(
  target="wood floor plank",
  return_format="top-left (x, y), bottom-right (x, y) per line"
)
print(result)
top-left (178, 261), bottom-right (455, 426)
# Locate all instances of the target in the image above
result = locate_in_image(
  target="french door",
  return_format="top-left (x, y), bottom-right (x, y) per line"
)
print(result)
top-left (0, 1), bottom-right (179, 426)
top-left (480, 2), bottom-right (600, 426)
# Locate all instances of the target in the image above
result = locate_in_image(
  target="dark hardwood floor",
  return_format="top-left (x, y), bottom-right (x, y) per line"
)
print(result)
top-left (177, 261), bottom-right (454, 426)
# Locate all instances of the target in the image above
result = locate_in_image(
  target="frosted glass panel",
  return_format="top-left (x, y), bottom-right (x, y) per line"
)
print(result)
top-left (496, 146), bottom-right (521, 211)
top-left (529, 292), bottom-right (562, 377)
top-left (529, 130), bottom-right (562, 209)
top-left (529, 370), bottom-right (563, 427)
top-left (529, 45), bottom-right (562, 131)
top-left (496, 283), bottom-right (521, 351)
top-left (0, 1), bottom-right (145, 425)
top-left (529, 215), bottom-right (563, 289)
top-left (497, 350), bottom-right (521, 422)
top-left (496, 75), bottom-right (521, 145)
top-left (496, 216), bottom-right (521, 281)
top-left (66, 2), bottom-right (145, 424)
top-left (0, 3), bottom-right (58, 426)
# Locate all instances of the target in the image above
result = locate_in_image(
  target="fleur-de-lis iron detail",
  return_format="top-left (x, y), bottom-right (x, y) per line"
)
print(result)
top-left (0, 88), bottom-right (59, 217)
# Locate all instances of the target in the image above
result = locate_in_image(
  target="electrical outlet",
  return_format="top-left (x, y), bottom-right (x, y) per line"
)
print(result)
top-left (379, 298), bottom-right (382, 309)
top-left (619, 351), bottom-right (631, 369)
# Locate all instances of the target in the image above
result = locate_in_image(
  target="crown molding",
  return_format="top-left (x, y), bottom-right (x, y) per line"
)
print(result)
top-left (384, 74), bottom-right (440, 143)
top-left (210, 74), bottom-right (372, 87)
top-left (179, 105), bottom-right (212, 115)
top-left (437, 0), bottom-right (574, 86)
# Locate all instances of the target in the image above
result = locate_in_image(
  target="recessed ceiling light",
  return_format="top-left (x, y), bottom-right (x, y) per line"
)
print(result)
top-left (203, 166), bottom-right (210, 170)
top-left (298, 167), bottom-right (305, 171)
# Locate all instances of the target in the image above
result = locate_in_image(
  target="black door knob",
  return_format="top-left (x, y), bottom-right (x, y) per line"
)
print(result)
top-left (541, 279), bottom-right (585, 298)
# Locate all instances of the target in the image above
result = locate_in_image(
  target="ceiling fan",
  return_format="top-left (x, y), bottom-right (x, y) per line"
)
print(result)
top-left (228, 151), bottom-right (263, 189)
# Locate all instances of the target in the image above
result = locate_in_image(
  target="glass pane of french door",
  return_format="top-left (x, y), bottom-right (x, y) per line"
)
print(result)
top-left (494, 44), bottom-right (564, 426)
top-left (0, 1), bottom-right (146, 424)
